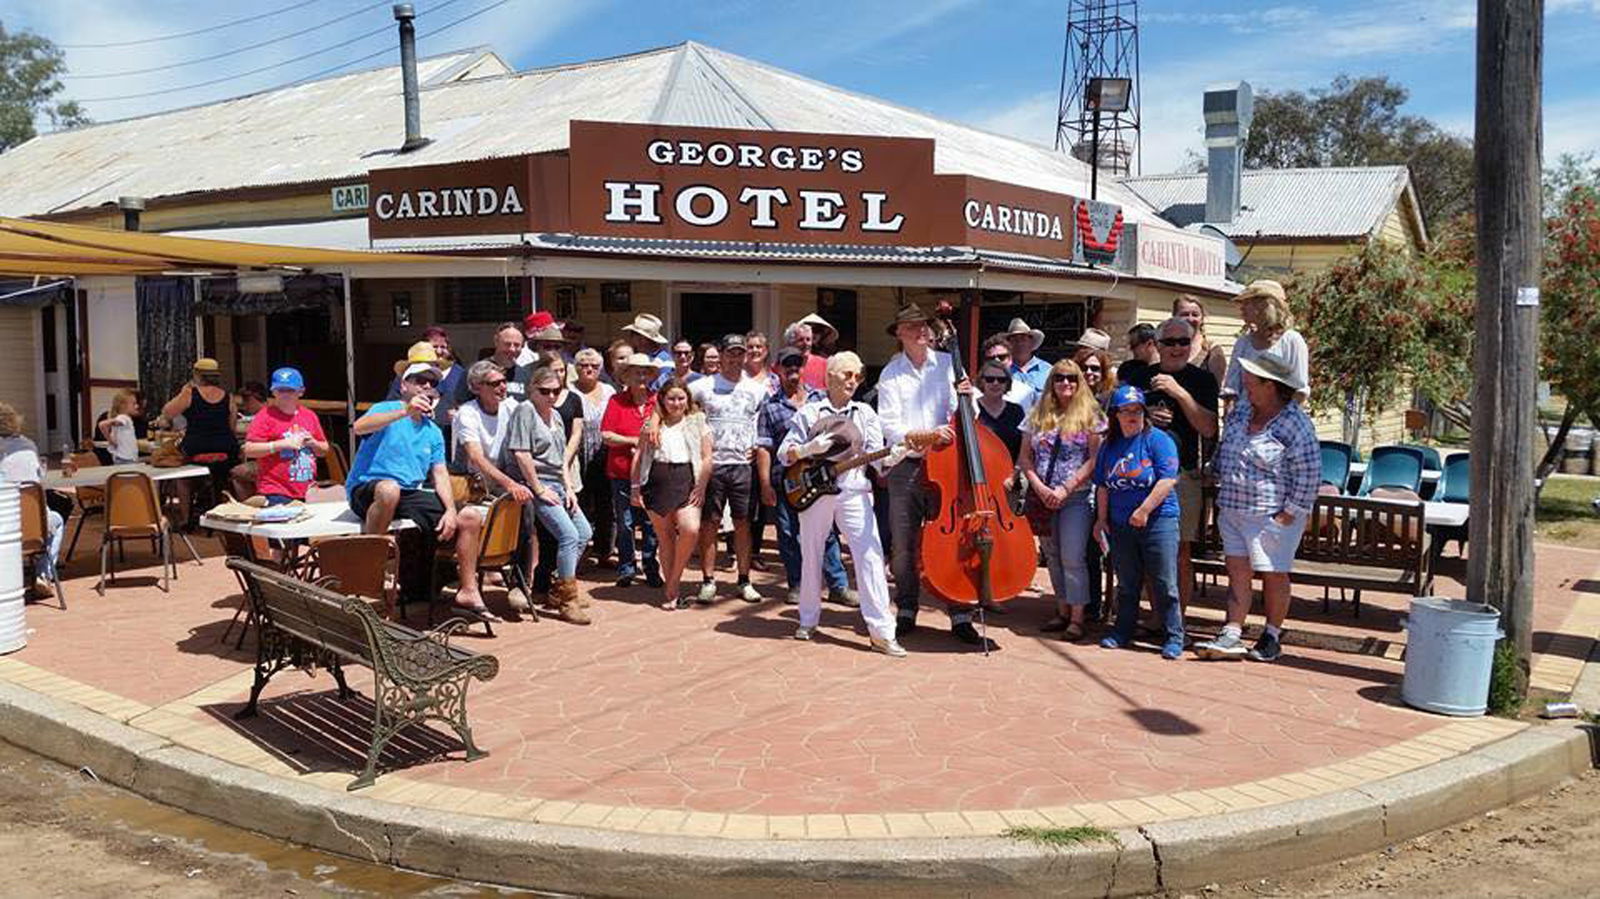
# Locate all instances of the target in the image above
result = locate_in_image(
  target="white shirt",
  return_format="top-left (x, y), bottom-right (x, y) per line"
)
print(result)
top-left (689, 372), bottom-right (767, 467)
top-left (1224, 329), bottom-right (1311, 401)
top-left (453, 398), bottom-right (517, 476)
top-left (106, 414), bottom-right (140, 462)
top-left (0, 436), bottom-right (43, 484)
top-left (655, 419), bottom-right (696, 464)
top-left (777, 399), bottom-right (884, 493)
top-left (875, 350), bottom-right (956, 454)
top-left (577, 382), bottom-right (616, 464)
top-left (1004, 378), bottom-right (1038, 416)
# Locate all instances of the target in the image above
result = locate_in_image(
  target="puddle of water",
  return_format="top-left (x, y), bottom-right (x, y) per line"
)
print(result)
top-left (4, 740), bottom-right (571, 897)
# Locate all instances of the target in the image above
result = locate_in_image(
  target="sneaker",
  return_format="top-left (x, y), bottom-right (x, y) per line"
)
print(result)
top-left (951, 621), bottom-right (985, 646)
top-left (739, 581), bottom-right (762, 603)
top-left (827, 587), bottom-right (860, 608)
top-left (1247, 631), bottom-right (1283, 662)
top-left (506, 586), bottom-right (532, 613)
top-left (1193, 631), bottom-right (1248, 660)
top-left (614, 574), bottom-right (635, 588)
top-left (871, 636), bottom-right (908, 658)
top-left (793, 625), bottom-right (813, 641)
top-left (785, 588), bottom-right (799, 605)
top-left (1161, 639), bottom-right (1185, 660)
top-left (695, 581), bottom-right (717, 604)
top-left (1100, 635), bottom-right (1127, 649)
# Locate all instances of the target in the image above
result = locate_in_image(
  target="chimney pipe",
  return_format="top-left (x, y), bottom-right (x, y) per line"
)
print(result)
top-left (117, 196), bottom-right (145, 232)
top-left (1203, 81), bottom-right (1253, 224)
top-left (393, 4), bottom-right (429, 152)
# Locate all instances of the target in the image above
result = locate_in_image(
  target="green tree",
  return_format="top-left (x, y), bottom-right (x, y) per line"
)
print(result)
top-left (1245, 75), bottom-right (1473, 232)
top-left (0, 22), bottom-right (87, 153)
top-left (1542, 181), bottom-right (1600, 442)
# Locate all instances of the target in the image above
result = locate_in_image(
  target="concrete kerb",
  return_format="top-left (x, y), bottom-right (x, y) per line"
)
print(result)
top-left (0, 676), bottom-right (1591, 897)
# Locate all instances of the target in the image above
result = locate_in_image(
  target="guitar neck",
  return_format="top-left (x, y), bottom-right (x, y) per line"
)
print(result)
top-left (831, 445), bottom-right (895, 474)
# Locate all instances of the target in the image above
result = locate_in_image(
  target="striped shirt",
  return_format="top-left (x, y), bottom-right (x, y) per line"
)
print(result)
top-left (1215, 401), bottom-right (1321, 519)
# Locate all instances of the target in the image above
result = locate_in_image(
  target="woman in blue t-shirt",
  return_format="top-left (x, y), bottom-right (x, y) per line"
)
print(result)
top-left (1092, 385), bottom-right (1185, 659)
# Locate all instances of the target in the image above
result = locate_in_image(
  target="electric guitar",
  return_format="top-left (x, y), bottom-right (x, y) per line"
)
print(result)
top-left (783, 444), bottom-right (908, 511)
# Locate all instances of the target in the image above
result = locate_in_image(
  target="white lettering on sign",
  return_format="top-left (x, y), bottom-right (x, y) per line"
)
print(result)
top-left (963, 199), bottom-right (1064, 241)
top-left (643, 139), bottom-right (865, 173)
top-left (600, 182), bottom-right (905, 234)
top-left (372, 184), bottom-right (524, 220)
top-left (331, 183), bottom-right (368, 212)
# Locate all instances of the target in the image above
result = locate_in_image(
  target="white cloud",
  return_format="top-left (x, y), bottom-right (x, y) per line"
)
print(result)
top-left (1545, 97), bottom-right (1600, 163)
top-left (15, 0), bottom-right (590, 125)
top-left (966, 90), bottom-right (1058, 149)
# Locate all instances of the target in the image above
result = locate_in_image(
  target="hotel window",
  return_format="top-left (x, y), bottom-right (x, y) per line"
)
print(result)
top-left (437, 278), bottom-right (524, 323)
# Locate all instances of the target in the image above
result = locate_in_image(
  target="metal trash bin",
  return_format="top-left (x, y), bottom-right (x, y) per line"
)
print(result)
top-left (1402, 598), bottom-right (1503, 716)
top-left (0, 482), bottom-right (26, 655)
top-left (1564, 427), bottom-right (1594, 475)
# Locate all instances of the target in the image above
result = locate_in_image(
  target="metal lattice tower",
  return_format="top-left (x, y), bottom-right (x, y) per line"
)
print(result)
top-left (1055, 0), bottom-right (1141, 178)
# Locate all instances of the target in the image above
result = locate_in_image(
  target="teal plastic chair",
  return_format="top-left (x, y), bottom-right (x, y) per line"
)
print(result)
top-left (1358, 445), bottom-right (1426, 496)
top-left (1319, 441), bottom-right (1353, 493)
top-left (1397, 443), bottom-right (1443, 472)
top-left (1437, 453), bottom-right (1470, 503)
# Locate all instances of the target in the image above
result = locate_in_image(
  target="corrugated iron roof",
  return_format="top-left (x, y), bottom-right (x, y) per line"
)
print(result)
top-left (1119, 166), bottom-right (1414, 240)
top-left (0, 41), bottom-right (1159, 225)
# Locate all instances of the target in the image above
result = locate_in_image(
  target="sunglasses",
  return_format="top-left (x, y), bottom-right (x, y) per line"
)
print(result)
top-left (534, 387), bottom-right (561, 397)
top-left (1082, 364), bottom-right (1103, 373)
top-left (673, 349), bottom-right (694, 356)
top-left (484, 378), bottom-right (507, 388)
top-left (576, 362), bottom-right (600, 369)
top-left (982, 375), bottom-right (1011, 384)
top-left (1159, 338), bottom-right (1193, 347)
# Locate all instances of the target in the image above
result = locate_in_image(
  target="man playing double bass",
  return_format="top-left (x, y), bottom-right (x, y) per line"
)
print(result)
top-left (875, 304), bottom-right (985, 647)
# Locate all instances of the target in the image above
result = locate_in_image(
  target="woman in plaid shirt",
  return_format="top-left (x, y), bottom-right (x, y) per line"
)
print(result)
top-left (1194, 352), bottom-right (1320, 663)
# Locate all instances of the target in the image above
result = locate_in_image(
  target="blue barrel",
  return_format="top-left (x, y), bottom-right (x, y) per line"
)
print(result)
top-left (1401, 598), bottom-right (1504, 716)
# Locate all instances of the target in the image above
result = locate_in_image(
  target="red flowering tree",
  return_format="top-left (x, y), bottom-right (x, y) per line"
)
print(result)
top-left (1541, 183), bottom-right (1600, 448)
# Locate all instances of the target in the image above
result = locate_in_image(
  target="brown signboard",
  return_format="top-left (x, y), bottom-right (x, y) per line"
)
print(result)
top-left (939, 175), bottom-right (1076, 257)
top-left (368, 155), bottom-right (569, 239)
top-left (567, 120), bottom-right (941, 245)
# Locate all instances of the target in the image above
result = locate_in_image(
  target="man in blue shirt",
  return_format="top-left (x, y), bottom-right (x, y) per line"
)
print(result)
top-left (1004, 317), bottom-right (1051, 393)
top-left (349, 359), bottom-right (488, 615)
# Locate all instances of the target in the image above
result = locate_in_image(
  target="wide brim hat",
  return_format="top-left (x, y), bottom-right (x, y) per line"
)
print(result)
top-left (1004, 317), bottom-right (1045, 352)
top-left (622, 313), bottom-right (668, 345)
top-left (884, 303), bottom-right (935, 337)
top-left (620, 351), bottom-right (660, 373)
top-left (808, 413), bottom-right (863, 462)
top-left (798, 312), bottom-right (838, 342)
top-left (393, 340), bottom-right (440, 376)
top-left (1075, 328), bottom-right (1112, 352)
top-left (1237, 352), bottom-right (1307, 393)
top-left (527, 324), bottom-right (565, 344)
top-left (192, 358), bottom-right (220, 373)
top-left (1236, 279), bottom-right (1287, 305)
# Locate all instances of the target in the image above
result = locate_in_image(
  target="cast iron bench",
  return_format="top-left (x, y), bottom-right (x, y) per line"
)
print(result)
top-left (226, 557), bottom-right (500, 790)
top-left (1192, 493), bottom-right (1428, 616)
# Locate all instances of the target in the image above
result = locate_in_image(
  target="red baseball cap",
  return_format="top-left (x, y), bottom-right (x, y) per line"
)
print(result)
top-left (523, 311), bottom-right (555, 332)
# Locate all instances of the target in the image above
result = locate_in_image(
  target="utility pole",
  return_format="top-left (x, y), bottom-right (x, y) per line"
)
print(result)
top-left (1470, 0), bottom-right (1543, 698)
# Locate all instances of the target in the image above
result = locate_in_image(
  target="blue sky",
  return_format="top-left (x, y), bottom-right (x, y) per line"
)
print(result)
top-left (12, 0), bottom-right (1599, 172)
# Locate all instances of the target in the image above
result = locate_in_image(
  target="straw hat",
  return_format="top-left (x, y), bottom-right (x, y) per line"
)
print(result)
top-left (620, 351), bottom-right (660, 373)
top-left (1075, 328), bottom-right (1112, 352)
top-left (1235, 279), bottom-right (1287, 305)
top-left (192, 358), bottom-right (220, 373)
top-left (392, 340), bottom-right (439, 376)
top-left (1003, 317), bottom-right (1045, 352)
top-left (798, 312), bottom-right (837, 343)
top-left (621, 313), bottom-right (668, 346)
top-left (1237, 351), bottom-right (1306, 393)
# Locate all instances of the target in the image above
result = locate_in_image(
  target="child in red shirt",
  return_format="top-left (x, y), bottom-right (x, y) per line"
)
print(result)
top-left (244, 367), bottom-right (329, 504)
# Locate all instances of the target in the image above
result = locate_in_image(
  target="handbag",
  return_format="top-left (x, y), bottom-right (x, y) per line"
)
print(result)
top-left (1022, 434), bottom-right (1066, 538)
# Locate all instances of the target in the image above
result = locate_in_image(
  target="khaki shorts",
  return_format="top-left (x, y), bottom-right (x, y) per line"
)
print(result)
top-left (1177, 469), bottom-right (1203, 543)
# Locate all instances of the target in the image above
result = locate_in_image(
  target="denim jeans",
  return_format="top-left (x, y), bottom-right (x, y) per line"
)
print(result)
top-left (608, 477), bottom-right (658, 578)
top-left (772, 485), bottom-right (847, 591)
top-left (37, 509), bottom-right (63, 580)
top-left (886, 460), bottom-right (966, 623)
top-left (1041, 493), bottom-right (1093, 607)
top-left (529, 482), bottom-right (593, 580)
top-left (1108, 516), bottom-right (1184, 645)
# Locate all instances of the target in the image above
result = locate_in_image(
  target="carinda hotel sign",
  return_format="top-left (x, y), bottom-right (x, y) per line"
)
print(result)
top-left (368, 121), bottom-right (1130, 266)
top-left (1130, 220), bottom-right (1228, 292)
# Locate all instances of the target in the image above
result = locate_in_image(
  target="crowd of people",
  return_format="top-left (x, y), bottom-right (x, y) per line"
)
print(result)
top-left (0, 278), bottom-right (1324, 663)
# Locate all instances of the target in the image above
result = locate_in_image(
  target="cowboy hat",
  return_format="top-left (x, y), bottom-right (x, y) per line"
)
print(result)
top-left (526, 323), bottom-right (565, 344)
top-left (392, 340), bottom-right (440, 376)
top-left (798, 312), bottom-right (838, 342)
top-left (884, 304), bottom-right (935, 337)
top-left (1003, 317), bottom-right (1045, 352)
top-left (807, 413), bottom-right (864, 462)
top-left (621, 313), bottom-right (668, 345)
top-left (1237, 351), bottom-right (1307, 393)
top-left (620, 351), bottom-right (660, 373)
top-left (1075, 328), bottom-right (1112, 352)
top-left (1235, 279), bottom-right (1287, 305)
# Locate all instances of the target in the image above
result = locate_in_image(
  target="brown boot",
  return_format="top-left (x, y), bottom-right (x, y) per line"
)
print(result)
top-left (553, 578), bottom-right (591, 625)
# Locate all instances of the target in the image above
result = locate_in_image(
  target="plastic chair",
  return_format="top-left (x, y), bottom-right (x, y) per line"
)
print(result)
top-left (1397, 443), bottom-right (1443, 472)
top-left (1357, 445), bottom-right (1426, 496)
top-left (1319, 441), bottom-right (1353, 493)
top-left (18, 483), bottom-right (65, 610)
top-left (64, 451), bottom-right (105, 561)
top-left (1437, 452), bottom-right (1470, 504)
top-left (98, 471), bottom-right (175, 594)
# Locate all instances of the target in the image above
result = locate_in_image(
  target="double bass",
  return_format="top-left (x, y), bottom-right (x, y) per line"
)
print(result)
top-left (918, 302), bottom-right (1037, 614)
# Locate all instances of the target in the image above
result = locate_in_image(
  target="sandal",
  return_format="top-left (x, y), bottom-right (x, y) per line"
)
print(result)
top-left (1064, 622), bottom-right (1085, 641)
top-left (1040, 616), bottom-right (1070, 633)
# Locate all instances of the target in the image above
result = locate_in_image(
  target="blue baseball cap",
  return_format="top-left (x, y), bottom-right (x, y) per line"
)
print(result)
top-left (269, 367), bottom-right (305, 392)
top-left (1109, 384), bottom-right (1146, 410)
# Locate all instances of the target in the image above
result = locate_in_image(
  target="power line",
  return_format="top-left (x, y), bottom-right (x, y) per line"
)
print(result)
top-left (66, 1), bottom-right (393, 79)
top-left (75, 0), bottom-right (472, 103)
top-left (58, 0), bottom-right (326, 49)
top-left (292, 0), bottom-right (515, 84)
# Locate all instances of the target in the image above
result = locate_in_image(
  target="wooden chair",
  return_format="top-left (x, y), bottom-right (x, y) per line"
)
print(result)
top-left (320, 442), bottom-right (350, 486)
top-left (18, 483), bottom-right (65, 610)
top-left (310, 535), bottom-right (396, 612)
top-left (98, 471), bottom-right (175, 594)
top-left (64, 451), bottom-right (105, 561)
top-left (430, 495), bottom-right (522, 633)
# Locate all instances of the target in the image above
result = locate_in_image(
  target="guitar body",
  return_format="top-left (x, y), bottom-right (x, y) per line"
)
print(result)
top-left (782, 459), bottom-right (842, 512)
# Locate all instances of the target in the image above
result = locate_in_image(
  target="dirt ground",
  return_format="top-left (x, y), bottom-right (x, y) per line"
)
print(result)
top-left (4, 732), bottom-right (1599, 898)
top-left (1167, 768), bottom-right (1600, 898)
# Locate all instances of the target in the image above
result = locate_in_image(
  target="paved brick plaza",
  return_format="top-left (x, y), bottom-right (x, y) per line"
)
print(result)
top-left (5, 528), bottom-right (1594, 833)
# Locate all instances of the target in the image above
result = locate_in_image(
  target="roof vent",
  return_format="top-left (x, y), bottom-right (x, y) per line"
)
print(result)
top-left (393, 4), bottom-right (430, 153)
top-left (1203, 82), bottom-right (1252, 224)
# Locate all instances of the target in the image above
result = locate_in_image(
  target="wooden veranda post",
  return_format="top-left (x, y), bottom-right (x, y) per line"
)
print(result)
top-left (1470, 0), bottom-right (1543, 698)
